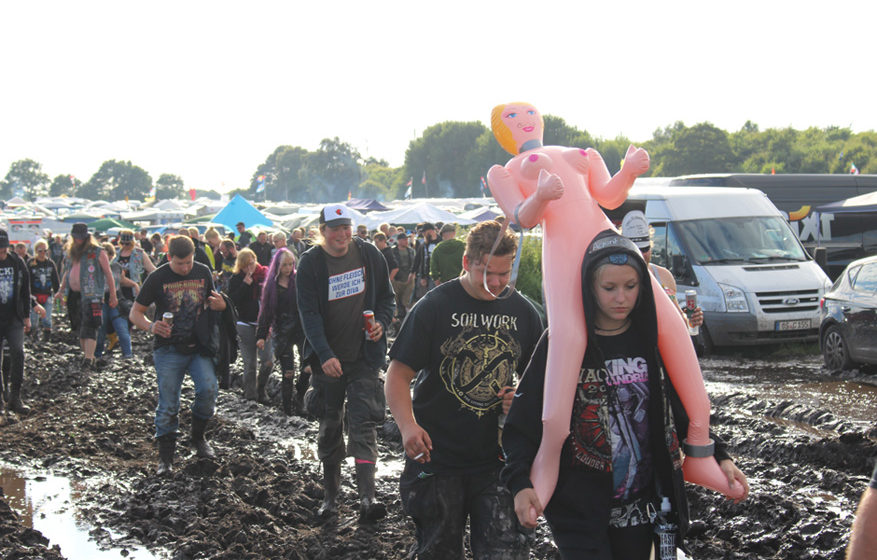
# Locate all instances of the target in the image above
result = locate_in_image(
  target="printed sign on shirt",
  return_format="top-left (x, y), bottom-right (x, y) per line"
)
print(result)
top-left (328, 267), bottom-right (365, 301)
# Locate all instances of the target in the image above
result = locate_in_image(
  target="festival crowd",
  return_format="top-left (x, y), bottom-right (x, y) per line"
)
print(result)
top-left (0, 204), bottom-right (872, 560)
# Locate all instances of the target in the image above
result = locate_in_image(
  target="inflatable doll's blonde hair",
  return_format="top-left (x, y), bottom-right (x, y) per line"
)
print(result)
top-left (491, 102), bottom-right (543, 156)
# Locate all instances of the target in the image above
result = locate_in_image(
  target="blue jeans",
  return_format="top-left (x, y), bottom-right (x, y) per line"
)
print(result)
top-left (30, 295), bottom-right (53, 330)
top-left (152, 346), bottom-right (218, 438)
top-left (95, 302), bottom-right (132, 358)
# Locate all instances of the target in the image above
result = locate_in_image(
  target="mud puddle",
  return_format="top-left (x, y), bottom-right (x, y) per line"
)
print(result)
top-left (0, 464), bottom-right (161, 559)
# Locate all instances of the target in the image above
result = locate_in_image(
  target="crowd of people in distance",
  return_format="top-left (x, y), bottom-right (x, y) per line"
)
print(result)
top-left (0, 206), bottom-right (872, 560)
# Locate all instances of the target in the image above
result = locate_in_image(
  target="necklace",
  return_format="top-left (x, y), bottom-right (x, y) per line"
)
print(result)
top-left (594, 319), bottom-right (630, 333)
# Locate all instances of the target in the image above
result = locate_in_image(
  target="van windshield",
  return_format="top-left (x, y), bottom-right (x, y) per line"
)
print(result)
top-left (674, 217), bottom-right (809, 264)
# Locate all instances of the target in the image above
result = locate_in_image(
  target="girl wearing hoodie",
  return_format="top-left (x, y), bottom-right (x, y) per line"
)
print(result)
top-left (501, 230), bottom-right (748, 559)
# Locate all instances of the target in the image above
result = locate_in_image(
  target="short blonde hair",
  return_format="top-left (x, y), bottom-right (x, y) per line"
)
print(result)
top-left (234, 248), bottom-right (256, 273)
top-left (187, 227), bottom-right (200, 239)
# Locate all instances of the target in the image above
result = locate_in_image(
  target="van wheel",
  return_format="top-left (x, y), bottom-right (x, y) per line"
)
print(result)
top-left (822, 325), bottom-right (853, 372)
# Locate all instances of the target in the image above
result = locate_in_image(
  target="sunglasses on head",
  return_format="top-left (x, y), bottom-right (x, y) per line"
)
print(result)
top-left (608, 253), bottom-right (630, 265)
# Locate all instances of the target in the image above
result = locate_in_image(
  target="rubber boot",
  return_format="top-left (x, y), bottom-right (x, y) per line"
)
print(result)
top-left (157, 435), bottom-right (176, 475)
top-left (295, 367), bottom-right (311, 415)
top-left (281, 373), bottom-right (294, 416)
top-left (355, 461), bottom-right (386, 522)
top-left (191, 416), bottom-right (216, 459)
top-left (256, 362), bottom-right (272, 404)
top-left (8, 368), bottom-right (30, 415)
top-left (318, 462), bottom-right (341, 518)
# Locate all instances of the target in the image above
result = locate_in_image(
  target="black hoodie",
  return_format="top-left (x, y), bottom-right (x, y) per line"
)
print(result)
top-left (500, 229), bottom-right (730, 552)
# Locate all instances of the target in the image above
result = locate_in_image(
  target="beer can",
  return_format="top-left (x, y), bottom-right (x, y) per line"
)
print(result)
top-left (683, 290), bottom-right (699, 336)
top-left (363, 310), bottom-right (376, 340)
top-left (684, 290), bottom-right (697, 311)
top-left (162, 312), bottom-right (174, 328)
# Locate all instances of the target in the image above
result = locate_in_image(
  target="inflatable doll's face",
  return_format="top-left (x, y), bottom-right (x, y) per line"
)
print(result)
top-left (500, 104), bottom-right (542, 149)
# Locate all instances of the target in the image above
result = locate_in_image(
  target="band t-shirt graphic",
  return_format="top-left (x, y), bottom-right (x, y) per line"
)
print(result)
top-left (570, 328), bottom-right (653, 501)
top-left (136, 262), bottom-right (215, 349)
top-left (0, 259), bottom-right (15, 319)
top-left (390, 279), bottom-right (543, 474)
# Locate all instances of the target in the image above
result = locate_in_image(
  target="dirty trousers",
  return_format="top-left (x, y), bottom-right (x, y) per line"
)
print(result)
top-left (308, 359), bottom-right (385, 464)
top-left (400, 464), bottom-right (530, 560)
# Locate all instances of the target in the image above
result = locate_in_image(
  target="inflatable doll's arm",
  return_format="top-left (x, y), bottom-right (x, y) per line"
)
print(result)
top-left (488, 165), bottom-right (562, 229)
top-left (587, 145), bottom-right (650, 210)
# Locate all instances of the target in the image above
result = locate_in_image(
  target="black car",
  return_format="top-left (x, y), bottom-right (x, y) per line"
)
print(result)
top-left (819, 255), bottom-right (877, 370)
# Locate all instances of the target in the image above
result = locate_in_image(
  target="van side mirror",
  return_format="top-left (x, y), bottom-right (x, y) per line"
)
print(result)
top-left (671, 254), bottom-right (698, 286)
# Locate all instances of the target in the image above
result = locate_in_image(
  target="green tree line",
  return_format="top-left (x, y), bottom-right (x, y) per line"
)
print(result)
top-left (4, 119), bottom-right (875, 202)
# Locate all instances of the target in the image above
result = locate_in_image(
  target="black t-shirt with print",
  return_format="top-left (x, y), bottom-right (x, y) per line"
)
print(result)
top-left (135, 262), bottom-right (215, 349)
top-left (28, 258), bottom-right (58, 297)
top-left (0, 258), bottom-right (16, 322)
top-left (390, 279), bottom-right (543, 474)
top-left (570, 327), bottom-right (653, 502)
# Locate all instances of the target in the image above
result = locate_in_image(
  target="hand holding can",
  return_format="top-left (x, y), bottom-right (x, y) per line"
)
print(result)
top-left (162, 311), bottom-right (174, 329)
top-left (684, 290), bottom-right (699, 336)
top-left (363, 310), bottom-right (377, 341)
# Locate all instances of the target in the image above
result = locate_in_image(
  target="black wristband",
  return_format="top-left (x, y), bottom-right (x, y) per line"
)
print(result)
top-left (683, 438), bottom-right (715, 458)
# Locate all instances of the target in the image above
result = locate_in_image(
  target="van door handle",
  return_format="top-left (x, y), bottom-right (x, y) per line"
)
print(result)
top-left (841, 305), bottom-right (851, 312)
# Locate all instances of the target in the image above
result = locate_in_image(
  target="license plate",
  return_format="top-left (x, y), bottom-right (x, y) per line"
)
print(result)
top-left (775, 319), bottom-right (811, 331)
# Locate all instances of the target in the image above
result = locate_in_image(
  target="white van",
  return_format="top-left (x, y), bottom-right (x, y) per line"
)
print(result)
top-left (620, 185), bottom-right (833, 348)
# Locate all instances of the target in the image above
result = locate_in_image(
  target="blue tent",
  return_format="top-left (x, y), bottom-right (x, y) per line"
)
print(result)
top-left (212, 194), bottom-right (273, 230)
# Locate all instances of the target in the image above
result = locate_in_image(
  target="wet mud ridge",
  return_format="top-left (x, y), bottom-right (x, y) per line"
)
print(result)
top-left (0, 333), bottom-right (874, 559)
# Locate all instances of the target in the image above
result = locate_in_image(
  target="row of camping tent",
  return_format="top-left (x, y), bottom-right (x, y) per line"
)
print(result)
top-left (0, 194), bottom-right (505, 246)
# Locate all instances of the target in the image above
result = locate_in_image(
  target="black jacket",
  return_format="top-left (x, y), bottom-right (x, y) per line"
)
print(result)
top-left (296, 238), bottom-right (395, 371)
top-left (501, 229), bottom-right (730, 550)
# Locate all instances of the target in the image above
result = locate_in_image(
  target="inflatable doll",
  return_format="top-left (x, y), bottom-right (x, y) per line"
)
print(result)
top-left (486, 102), bottom-right (745, 507)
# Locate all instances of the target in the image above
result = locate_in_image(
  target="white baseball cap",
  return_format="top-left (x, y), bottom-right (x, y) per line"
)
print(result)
top-left (621, 210), bottom-right (651, 250)
top-left (319, 204), bottom-right (354, 227)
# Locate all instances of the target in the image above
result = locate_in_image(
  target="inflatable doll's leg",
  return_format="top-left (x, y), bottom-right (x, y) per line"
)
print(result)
top-left (530, 308), bottom-right (587, 507)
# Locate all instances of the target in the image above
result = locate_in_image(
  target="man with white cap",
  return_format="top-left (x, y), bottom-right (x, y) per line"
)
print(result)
top-left (621, 210), bottom-right (703, 329)
top-left (296, 203), bottom-right (395, 521)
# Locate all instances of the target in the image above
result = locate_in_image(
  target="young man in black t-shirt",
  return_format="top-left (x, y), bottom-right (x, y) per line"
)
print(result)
top-left (129, 235), bottom-right (227, 475)
top-left (386, 221), bottom-right (543, 559)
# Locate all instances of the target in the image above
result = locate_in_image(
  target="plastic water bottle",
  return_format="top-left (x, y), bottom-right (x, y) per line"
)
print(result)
top-left (655, 496), bottom-right (677, 560)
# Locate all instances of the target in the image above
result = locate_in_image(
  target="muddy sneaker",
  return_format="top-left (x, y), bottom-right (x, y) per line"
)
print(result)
top-left (80, 357), bottom-right (96, 372)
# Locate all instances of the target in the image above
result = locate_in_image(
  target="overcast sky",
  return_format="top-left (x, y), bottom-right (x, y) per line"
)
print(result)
top-left (2, 0), bottom-right (874, 193)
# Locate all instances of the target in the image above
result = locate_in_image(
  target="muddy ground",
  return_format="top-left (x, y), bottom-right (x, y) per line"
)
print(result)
top-left (0, 327), bottom-right (875, 559)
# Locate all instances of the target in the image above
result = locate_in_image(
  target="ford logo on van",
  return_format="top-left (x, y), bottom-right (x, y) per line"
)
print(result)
top-left (784, 297), bottom-right (800, 306)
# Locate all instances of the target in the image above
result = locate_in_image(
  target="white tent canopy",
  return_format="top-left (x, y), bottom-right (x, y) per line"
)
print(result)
top-left (366, 202), bottom-right (475, 229)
